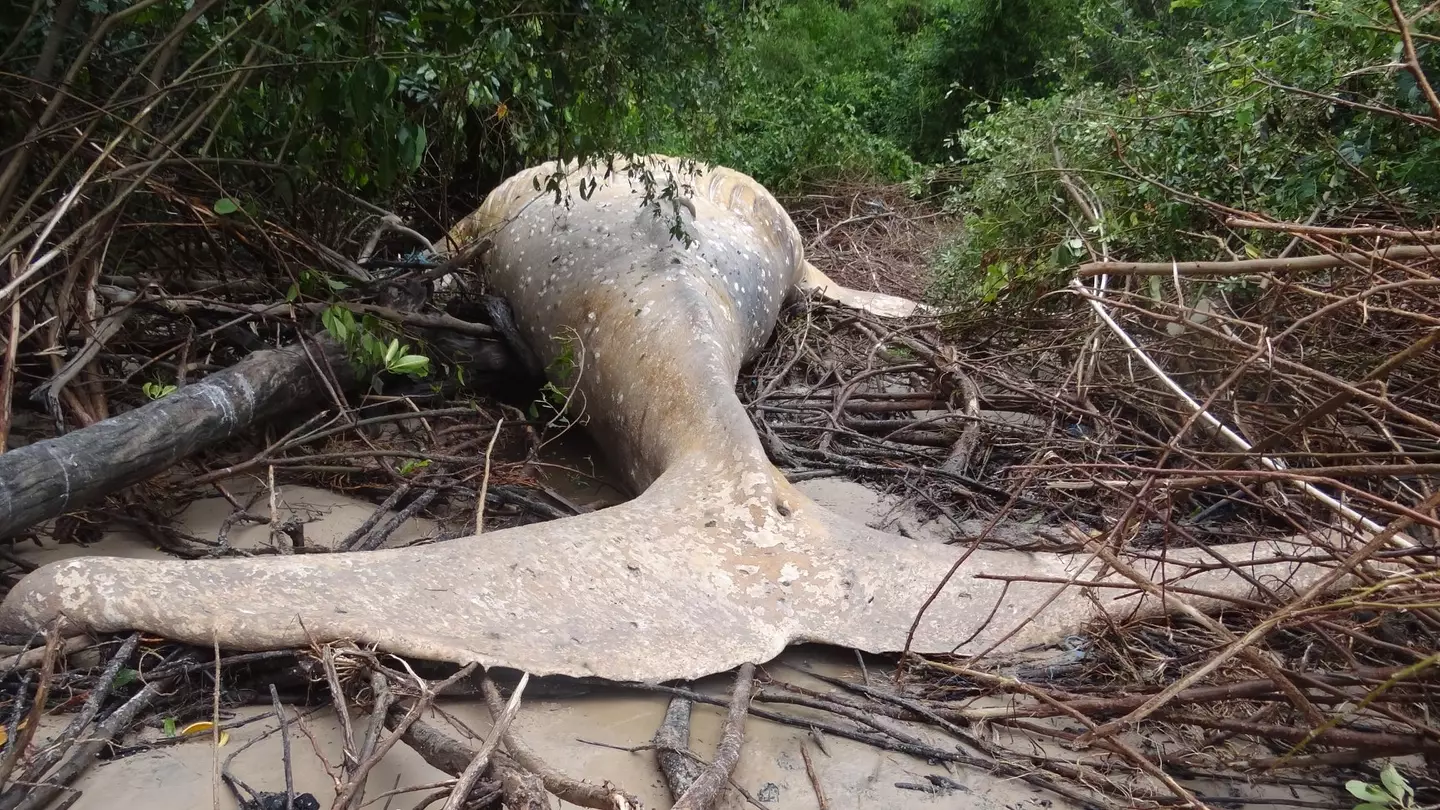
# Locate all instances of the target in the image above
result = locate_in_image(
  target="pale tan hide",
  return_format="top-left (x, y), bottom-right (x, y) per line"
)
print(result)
top-left (0, 156), bottom-right (1334, 682)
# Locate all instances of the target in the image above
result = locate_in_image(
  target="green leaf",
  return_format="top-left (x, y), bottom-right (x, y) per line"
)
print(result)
top-left (112, 668), bottom-right (139, 689)
top-left (1379, 763), bottom-right (1410, 800)
top-left (322, 306), bottom-right (350, 342)
top-left (1346, 781), bottom-right (1392, 804)
top-left (163, 717), bottom-right (178, 737)
top-left (213, 198), bottom-right (239, 215)
top-left (360, 332), bottom-right (384, 363)
top-left (388, 355), bottom-right (430, 376)
top-left (407, 124), bottom-right (428, 171)
top-left (143, 382), bottom-right (177, 400)
top-left (285, 283), bottom-right (300, 302)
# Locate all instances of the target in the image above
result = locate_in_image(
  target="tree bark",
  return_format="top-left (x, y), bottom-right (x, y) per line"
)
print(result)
top-left (0, 337), bottom-right (359, 540)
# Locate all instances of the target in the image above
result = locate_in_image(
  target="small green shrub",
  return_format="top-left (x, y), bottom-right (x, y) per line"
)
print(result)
top-left (4, 0), bottom-right (750, 206)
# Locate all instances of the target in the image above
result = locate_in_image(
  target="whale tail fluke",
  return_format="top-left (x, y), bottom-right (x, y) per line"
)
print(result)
top-left (0, 451), bottom-right (1346, 684)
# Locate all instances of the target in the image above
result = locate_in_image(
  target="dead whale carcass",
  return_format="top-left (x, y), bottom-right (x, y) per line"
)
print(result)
top-left (0, 155), bottom-right (1334, 682)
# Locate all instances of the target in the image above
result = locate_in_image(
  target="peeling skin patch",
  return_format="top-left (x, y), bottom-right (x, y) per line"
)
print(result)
top-left (0, 155), bottom-right (1346, 685)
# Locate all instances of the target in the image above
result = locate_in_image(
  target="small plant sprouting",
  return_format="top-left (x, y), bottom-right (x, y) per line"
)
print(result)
top-left (528, 330), bottom-right (586, 430)
top-left (1346, 763), bottom-right (1416, 810)
top-left (143, 382), bottom-right (177, 400)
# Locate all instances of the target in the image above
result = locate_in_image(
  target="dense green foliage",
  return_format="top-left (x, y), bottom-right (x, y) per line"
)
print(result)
top-left (8, 0), bottom-right (1437, 311)
top-left (2, 0), bottom-right (744, 203)
top-left (651, 0), bottom-right (1440, 309)
top-left (665, 0), bottom-right (1080, 190)
top-left (933, 0), bottom-right (1440, 306)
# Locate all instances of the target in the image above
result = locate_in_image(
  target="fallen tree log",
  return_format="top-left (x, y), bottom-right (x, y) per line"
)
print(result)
top-left (0, 337), bottom-right (361, 541)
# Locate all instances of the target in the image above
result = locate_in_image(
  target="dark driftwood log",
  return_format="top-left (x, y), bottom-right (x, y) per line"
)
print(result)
top-left (654, 696), bottom-right (703, 800)
top-left (0, 318), bottom-right (520, 541)
top-left (0, 338), bottom-right (361, 541)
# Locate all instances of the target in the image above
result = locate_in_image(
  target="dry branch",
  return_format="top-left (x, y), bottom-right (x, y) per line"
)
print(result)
top-left (671, 663), bottom-right (756, 810)
top-left (1226, 218), bottom-right (1440, 240)
top-left (6, 676), bottom-right (175, 810)
top-left (479, 677), bottom-right (636, 810)
top-left (443, 672), bottom-right (527, 810)
top-left (1077, 243), bottom-right (1438, 277)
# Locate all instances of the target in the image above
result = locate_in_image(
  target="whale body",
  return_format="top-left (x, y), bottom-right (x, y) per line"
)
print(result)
top-left (0, 155), bottom-right (1329, 682)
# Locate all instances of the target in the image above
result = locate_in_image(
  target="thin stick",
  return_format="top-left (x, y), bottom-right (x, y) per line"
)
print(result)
top-left (269, 684), bottom-right (295, 810)
top-left (1389, 0), bottom-right (1440, 122)
top-left (443, 672), bottom-right (528, 810)
top-left (1226, 218), bottom-right (1440, 240)
top-left (0, 624), bottom-right (61, 789)
top-left (355, 671), bottom-right (395, 784)
top-left (213, 635), bottom-right (221, 810)
top-left (799, 745), bottom-right (830, 810)
top-left (359, 778), bottom-right (458, 805)
top-left (672, 663), bottom-right (756, 810)
top-left (1076, 243), bottom-right (1438, 277)
top-left (269, 464), bottom-right (288, 553)
top-left (475, 417), bottom-right (504, 534)
top-left (0, 253), bottom-right (20, 455)
top-left (323, 647), bottom-right (358, 773)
